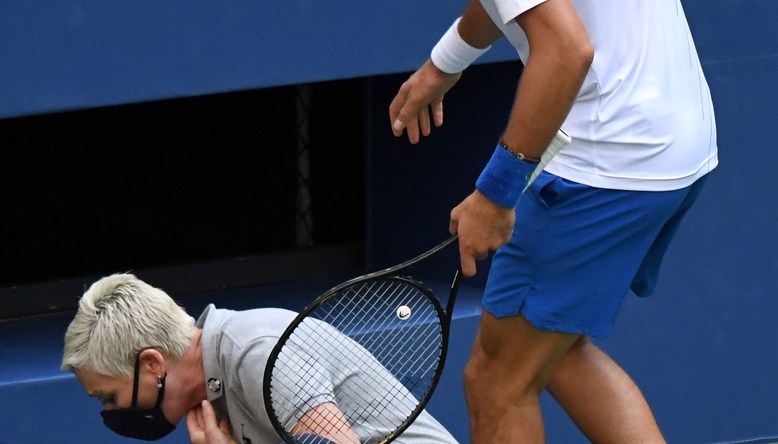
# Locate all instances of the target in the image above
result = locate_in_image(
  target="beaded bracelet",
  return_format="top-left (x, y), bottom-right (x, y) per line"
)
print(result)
top-left (499, 140), bottom-right (541, 163)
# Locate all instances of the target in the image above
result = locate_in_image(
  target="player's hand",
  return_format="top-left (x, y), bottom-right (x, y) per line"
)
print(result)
top-left (389, 59), bottom-right (461, 144)
top-left (449, 190), bottom-right (515, 277)
top-left (186, 400), bottom-right (237, 444)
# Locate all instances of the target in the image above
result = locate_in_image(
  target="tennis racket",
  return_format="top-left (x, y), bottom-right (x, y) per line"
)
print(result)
top-left (263, 235), bottom-right (461, 444)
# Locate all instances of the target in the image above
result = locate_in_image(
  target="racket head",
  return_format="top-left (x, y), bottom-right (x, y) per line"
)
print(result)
top-left (263, 275), bottom-right (450, 444)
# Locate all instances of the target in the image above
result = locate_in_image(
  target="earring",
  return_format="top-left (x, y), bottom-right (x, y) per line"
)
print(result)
top-left (156, 375), bottom-right (163, 388)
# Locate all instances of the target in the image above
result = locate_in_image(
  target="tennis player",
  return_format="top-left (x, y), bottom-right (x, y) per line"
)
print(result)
top-left (389, 0), bottom-right (718, 442)
top-left (61, 273), bottom-right (458, 443)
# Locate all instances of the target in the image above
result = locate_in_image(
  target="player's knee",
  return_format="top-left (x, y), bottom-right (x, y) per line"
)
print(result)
top-left (462, 348), bottom-right (504, 396)
top-left (462, 356), bottom-right (478, 392)
top-left (463, 341), bottom-right (492, 392)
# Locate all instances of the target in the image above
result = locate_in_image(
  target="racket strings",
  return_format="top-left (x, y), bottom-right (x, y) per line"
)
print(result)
top-left (332, 280), bottom-right (442, 392)
top-left (315, 280), bottom-right (438, 407)
top-left (268, 277), bottom-right (445, 443)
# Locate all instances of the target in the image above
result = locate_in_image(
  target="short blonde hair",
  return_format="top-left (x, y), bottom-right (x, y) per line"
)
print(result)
top-left (61, 273), bottom-right (196, 377)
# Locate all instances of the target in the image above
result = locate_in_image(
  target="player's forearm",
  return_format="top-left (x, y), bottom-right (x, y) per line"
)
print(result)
top-left (500, 2), bottom-right (593, 159)
top-left (501, 48), bottom-right (589, 158)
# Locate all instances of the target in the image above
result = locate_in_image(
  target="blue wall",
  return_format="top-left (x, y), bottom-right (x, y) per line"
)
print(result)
top-left (0, 1), bottom-right (515, 119)
top-left (1, 1), bottom-right (777, 443)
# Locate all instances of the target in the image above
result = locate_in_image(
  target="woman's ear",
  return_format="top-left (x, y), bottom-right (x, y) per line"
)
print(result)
top-left (138, 348), bottom-right (166, 376)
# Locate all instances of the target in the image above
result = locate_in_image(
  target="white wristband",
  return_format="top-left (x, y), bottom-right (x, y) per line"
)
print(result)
top-left (430, 17), bottom-right (491, 74)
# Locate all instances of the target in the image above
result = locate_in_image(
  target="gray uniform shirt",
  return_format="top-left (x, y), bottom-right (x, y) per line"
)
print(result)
top-left (197, 304), bottom-right (458, 443)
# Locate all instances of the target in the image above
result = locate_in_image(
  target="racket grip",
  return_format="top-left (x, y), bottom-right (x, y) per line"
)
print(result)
top-left (525, 129), bottom-right (572, 191)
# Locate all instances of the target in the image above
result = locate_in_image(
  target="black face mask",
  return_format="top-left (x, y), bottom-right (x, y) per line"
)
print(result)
top-left (101, 353), bottom-right (176, 441)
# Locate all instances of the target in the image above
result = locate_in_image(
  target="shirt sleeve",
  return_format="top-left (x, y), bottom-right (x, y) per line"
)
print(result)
top-left (489, 0), bottom-right (548, 24)
top-left (246, 340), bottom-right (335, 429)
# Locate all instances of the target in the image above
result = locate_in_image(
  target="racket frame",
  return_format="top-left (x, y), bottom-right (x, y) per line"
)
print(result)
top-left (263, 235), bottom-right (461, 444)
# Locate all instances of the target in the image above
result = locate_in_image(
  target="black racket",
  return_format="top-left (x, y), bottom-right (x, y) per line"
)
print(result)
top-left (263, 235), bottom-right (461, 444)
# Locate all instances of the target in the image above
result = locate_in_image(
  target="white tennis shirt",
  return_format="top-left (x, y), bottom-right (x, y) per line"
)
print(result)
top-left (480, 0), bottom-right (719, 191)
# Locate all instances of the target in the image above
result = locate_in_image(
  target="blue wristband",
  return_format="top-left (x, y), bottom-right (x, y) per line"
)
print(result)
top-left (476, 144), bottom-right (536, 208)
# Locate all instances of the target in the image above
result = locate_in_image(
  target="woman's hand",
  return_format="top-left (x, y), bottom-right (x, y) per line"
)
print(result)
top-left (186, 400), bottom-right (237, 444)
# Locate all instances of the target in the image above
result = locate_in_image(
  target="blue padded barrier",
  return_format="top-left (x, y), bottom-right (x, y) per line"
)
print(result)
top-left (0, 277), bottom-right (483, 444)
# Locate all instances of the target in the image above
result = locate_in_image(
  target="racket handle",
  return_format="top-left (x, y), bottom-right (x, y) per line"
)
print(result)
top-left (524, 129), bottom-right (572, 191)
top-left (445, 269), bottom-right (462, 316)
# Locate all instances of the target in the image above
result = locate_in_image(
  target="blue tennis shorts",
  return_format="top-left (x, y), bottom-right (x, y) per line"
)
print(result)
top-left (483, 172), bottom-right (710, 338)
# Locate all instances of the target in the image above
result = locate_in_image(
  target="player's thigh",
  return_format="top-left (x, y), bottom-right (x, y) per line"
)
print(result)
top-left (469, 310), bottom-right (580, 392)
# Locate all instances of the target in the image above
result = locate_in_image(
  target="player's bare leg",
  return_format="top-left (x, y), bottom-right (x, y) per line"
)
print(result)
top-left (463, 310), bottom-right (579, 444)
top-left (547, 336), bottom-right (666, 443)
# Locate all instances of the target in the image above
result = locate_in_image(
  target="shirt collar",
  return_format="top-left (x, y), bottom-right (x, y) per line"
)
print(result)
top-left (197, 304), bottom-right (225, 402)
